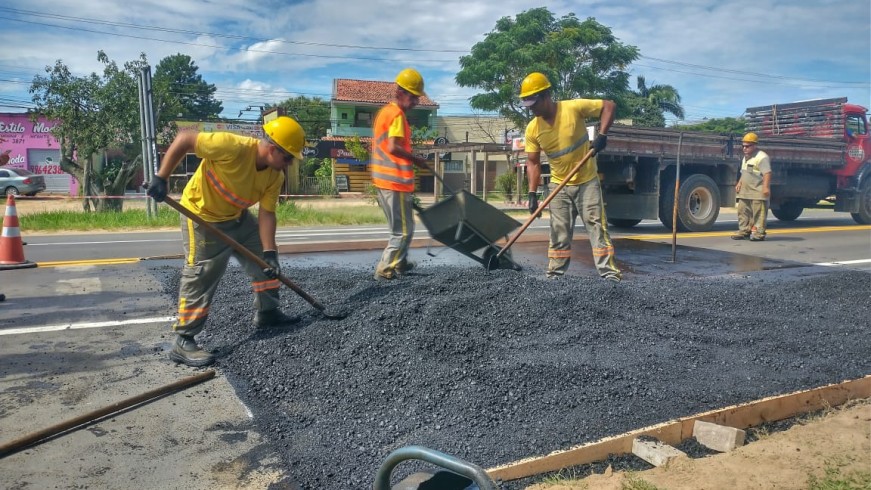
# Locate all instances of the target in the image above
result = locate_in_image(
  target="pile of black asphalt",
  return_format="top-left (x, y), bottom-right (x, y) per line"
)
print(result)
top-left (171, 263), bottom-right (870, 489)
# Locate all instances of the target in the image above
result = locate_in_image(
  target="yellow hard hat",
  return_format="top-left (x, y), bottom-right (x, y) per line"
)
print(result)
top-left (263, 116), bottom-right (305, 159)
top-left (742, 132), bottom-right (759, 144)
top-left (520, 72), bottom-right (552, 98)
top-left (396, 68), bottom-right (426, 96)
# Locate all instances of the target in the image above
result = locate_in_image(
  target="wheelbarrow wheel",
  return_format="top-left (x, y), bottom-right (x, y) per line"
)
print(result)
top-left (483, 245), bottom-right (521, 271)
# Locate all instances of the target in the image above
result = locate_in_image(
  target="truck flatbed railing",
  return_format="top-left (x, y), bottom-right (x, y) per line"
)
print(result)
top-left (605, 124), bottom-right (846, 169)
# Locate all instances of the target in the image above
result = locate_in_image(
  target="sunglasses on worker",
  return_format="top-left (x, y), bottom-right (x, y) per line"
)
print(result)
top-left (521, 94), bottom-right (541, 108)
top-left (273, 145), bottom-right (294, 163)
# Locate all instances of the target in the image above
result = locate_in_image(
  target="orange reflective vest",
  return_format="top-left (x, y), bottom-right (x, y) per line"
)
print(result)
top-left (370, 103), bottom-right (415, 192)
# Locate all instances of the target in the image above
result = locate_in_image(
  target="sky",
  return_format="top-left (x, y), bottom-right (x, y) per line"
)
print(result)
top-left (1, 0), bottom-right (869, 127)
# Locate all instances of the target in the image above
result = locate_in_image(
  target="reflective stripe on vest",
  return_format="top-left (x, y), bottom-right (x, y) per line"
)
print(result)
top-left (205, 168), bottom-right (255, 209)
top-left (545, 133), bottom-right (589, 160)
top-left (371, 104), bottom-right (415, 191)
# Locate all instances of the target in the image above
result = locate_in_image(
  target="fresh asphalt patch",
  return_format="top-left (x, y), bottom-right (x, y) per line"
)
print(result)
top-left (163, 258), bottom-right (871, 489)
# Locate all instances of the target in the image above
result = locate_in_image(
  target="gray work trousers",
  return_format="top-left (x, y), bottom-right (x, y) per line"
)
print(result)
top-left (547, 178), bottom-right (621, 280)
top-left (736, 198), bottom-right (768, 235)
top-left (172, 210), bottom-right (281, 337)
top-left (375, 188), bottom-right (415, 275)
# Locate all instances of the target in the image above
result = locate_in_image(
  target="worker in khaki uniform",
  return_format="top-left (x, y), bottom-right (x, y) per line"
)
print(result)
top-left (146, 116), bottom-right (305, 367)
top-left (732, 132), bottom-right (772, 241)
top-left (371, 68), bottom-right (430, 280)
top-left (521, 72), bottom-right (622, 282)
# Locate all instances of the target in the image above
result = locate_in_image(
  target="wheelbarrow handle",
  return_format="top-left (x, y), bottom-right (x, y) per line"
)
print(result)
top-left (162, 196), bottom-right (332, 315)
top-left (418, 161), bottom-right (456, 196)
top-left (496, 148), bottom-right (598, 260)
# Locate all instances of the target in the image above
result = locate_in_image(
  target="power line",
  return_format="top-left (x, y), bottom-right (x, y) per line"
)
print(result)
top-left (0, 16), bottom-right (458, 64)
top-left (640, 56), bottom-right (868, 86)
top-left (0, 7), bottom-right (469, 54)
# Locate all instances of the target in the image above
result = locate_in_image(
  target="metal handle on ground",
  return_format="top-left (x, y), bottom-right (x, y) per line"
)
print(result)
top-left (494, 148), bottom-right (598, 261)
top-left (372, 445), bottom-right (497, 490)
top-left (162, 196), bottom-right (345, 319)
top-left (0, 370), bottom-right (215, 458)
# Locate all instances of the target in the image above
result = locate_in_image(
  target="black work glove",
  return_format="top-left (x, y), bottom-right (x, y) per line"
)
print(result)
top-left (592, 134), bottom-right (608, 153)
top-left (146, 176), bottom-right (168, 202)
top-left (262, 250), bottom-right (280, 279)
top-left (527, 192), bottom-right (539, 215)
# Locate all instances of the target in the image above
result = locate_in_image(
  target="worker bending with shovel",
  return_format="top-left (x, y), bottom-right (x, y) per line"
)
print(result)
top-left (146, 116), bottom-right (305, 367)
top-left (521, 72), bottom-right (622, 282)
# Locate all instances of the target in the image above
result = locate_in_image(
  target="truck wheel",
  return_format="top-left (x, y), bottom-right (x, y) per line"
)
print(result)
top-left (772, 201), bottom-right (804, 221)
top-left (607, 218), bottom-right (642, 228)
top-left (851, 179), bottom-right (871, 224)
top-left (660, 174), bottom-right (720, 232)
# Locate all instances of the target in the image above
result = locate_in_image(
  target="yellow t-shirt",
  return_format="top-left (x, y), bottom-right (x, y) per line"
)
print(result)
top-left (525, 99), bottom-right (603, 185)
top-left (180, 132), bottom-right (284, 222)
top-left (387, 103), bottom-right (407, 138)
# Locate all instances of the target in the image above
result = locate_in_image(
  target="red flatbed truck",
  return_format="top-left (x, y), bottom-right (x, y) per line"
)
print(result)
top-left (596, 97), bottom-right (871, 231)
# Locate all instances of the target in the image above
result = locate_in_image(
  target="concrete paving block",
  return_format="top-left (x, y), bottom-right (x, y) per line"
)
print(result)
top-left (693, 420), bottom-right (747, 452)
top-left (632, 438), bottom-right (687, 467)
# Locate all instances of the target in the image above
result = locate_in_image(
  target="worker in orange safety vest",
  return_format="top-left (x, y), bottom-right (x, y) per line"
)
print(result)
top-left (370, 68), bottom-right (431, 280)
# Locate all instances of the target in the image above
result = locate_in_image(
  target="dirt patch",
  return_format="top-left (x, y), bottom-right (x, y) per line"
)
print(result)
top-left (528, 400), bottom-right (871, 490)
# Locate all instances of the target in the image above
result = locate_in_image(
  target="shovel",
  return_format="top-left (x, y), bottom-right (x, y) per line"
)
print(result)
top-left (487, 147), bottom-right (599, 271)
top-left (162, 196), bottom-right (347, 320)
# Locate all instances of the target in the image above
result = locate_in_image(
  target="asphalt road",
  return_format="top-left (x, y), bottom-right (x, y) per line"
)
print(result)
top-left (0, 207), bottom-right (868, 489)
top-left (20, 209), bottom-right (871, 271)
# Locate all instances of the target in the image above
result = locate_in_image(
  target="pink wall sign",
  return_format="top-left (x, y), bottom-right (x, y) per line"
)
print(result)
top-left (0, 113), bottom-right (78, 195)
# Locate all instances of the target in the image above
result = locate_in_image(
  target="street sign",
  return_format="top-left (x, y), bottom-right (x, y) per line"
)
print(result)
top-left (302, 146), bottom-right (318, 158)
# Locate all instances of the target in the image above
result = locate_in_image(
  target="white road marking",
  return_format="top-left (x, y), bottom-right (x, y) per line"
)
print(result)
top-left (814, 258), bottom-right (871, 267)
top-left (1, 317), bottom-right (175, 336)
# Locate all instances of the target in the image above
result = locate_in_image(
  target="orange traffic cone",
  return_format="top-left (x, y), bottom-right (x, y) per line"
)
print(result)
top-left (0, 194), bottom-right (36, 270)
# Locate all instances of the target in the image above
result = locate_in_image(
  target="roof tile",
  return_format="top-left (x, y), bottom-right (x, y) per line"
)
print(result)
top-left (333, 79), bottom-right (438, 107)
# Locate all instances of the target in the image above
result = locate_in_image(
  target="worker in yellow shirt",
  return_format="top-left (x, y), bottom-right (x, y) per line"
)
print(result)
top-left (522, 72), bottom-right (622, 282)
top-left (147, 116), bottom-right (305, 367)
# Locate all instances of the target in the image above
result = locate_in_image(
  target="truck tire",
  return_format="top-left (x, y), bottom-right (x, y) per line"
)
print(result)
top-left (772, 201), bottom-right (803, 221)
top-left (851, 179), bottom-right (871, 224)
top-left (607, 218), bottom-right (642, 228)
top-left (659, 174), bottom-right (721, 232)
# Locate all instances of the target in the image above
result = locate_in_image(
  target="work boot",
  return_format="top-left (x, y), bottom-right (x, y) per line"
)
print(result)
top-left (731, 232), bottom-right (750, 240)
top-left (374, 266), bottom-right (396, 281)
top-left (169, 335), bottom-right (215, 367)
top-left (254, 309), bottom-right (301, 329)
top-left (749, 233), bottom-right (766, 241)
top-left (396, 260), bottom-right (416, 274)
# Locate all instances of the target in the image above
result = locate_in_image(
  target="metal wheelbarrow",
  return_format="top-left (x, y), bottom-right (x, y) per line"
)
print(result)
top-left (416, 171), bottom-right (521, 271)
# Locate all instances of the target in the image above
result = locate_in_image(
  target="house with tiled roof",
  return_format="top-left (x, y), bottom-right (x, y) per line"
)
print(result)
top-left (312, 79), bottom-right (440, 193)
top-left (330, 79), bottom-right (438, 139)
top-left (314, 78), bottom-right (522, 199)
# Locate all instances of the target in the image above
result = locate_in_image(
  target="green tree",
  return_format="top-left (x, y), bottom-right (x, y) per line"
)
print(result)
top-left (30, 52), bottom-right (145, 211)
top-left (455, 7), bottom-right (639, 129)
top-left (268, 96), bottom-right (331, 139)
top-left (625, 75), bottom-right (685, 127)
top-left (30, 51), bottom-right (222, 212)
top-left (673, 117), bottom-right (746, 134)
top-left (345, 135), bottom-right (370, 162)
top-left (153, 54), bottom-right (223, 121)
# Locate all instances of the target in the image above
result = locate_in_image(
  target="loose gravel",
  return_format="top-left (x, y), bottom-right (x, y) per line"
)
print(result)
top-left (164, 263), bottom-right (870, 489)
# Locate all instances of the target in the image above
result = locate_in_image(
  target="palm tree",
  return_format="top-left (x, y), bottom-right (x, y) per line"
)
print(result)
top-left (628, 76), bottom-right (685, 127)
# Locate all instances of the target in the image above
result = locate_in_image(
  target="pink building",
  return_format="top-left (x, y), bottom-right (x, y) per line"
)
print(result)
top-left (0, 113), bottom-right (78, 195)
